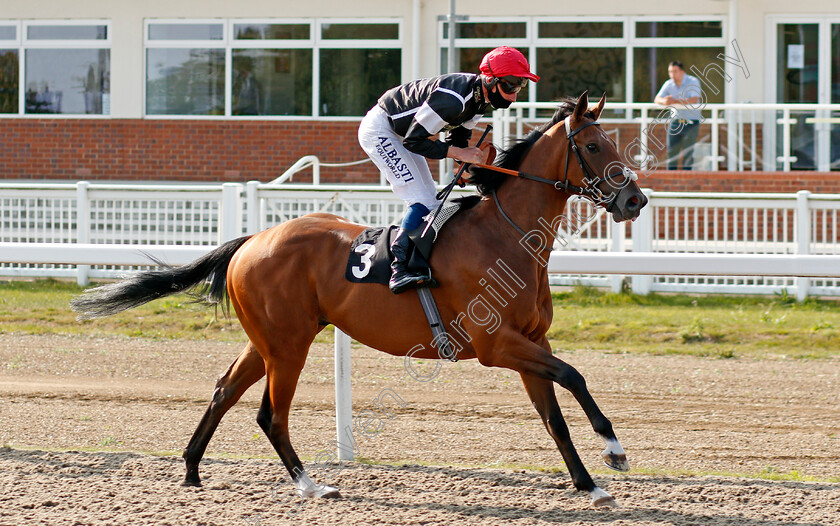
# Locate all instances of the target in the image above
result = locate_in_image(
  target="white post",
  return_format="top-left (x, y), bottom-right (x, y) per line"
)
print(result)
top-left (220, 183), bottom-right (243, 243)
top-left (725, 1), bottom-right (738, 171)
top-left (736, 107), bottom-right (744, 171)
top-left (312, 158), bottom-right (321, 186)
top-left (411, 0), bottom-right (420, 79)
top-left (710, 107), bottom-right (720, 171)
top-left (796, 190), bottom-right (811, 301)
top-left (750, 110), bottom-right (760, 171)
top-left (610, 220), bottom-right (624, 293)
top-left (631, 189), bottom-right (654, 295)
top-left (639, 108), bottom-right (649, 171)
top-left (334, 327), bottom-right (354, 461)
top-left (75, 181), bottom-right (90, 287)
top-left (245, 181), bottom-right (260, 234)
top-left (492, 110), bottom-right (503, 149)
top-left (776, 109), bottom-right (797, 172)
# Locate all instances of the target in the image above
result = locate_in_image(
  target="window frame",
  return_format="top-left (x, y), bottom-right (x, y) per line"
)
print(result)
top-left (143, 17), bottom-right (403, 120)
top-left (1, 19), bottom-right (111, 118)
top-left (0, 21), bottom-right (21, 115)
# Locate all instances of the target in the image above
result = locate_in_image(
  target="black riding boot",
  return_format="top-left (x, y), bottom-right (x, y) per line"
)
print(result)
top-left (389, 229), bottom-right (435, 294)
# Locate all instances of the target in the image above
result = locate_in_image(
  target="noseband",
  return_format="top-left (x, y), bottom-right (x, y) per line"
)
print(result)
top-left (479, 116), bottom-right (637, 251)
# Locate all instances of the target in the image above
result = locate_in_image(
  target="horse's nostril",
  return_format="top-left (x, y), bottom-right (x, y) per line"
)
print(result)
top-left (626, 195), bottom-right (641, 211)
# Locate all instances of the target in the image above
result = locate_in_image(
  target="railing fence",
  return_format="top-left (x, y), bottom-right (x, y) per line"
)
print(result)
top-left (2, 181), bottom-right (839, 298)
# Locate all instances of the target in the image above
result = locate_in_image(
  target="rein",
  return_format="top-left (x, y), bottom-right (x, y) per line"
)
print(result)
top-left (469, 116), bottom-right (635, 252)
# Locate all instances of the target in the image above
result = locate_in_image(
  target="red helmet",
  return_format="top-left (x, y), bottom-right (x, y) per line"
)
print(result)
top-left (479, 46), bottom-right (540, 83)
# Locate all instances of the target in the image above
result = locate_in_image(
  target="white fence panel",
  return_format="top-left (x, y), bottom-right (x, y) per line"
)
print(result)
top-left (2, 181), bottom-right (840, 297)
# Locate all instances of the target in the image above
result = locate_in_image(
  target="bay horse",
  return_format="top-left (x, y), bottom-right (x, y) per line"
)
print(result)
top-left (71, 92), bottom-right (647, 507)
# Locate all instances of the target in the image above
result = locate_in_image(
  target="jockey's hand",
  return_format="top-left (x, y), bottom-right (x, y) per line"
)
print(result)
top-left (447, 146), bottom-right (489, 165)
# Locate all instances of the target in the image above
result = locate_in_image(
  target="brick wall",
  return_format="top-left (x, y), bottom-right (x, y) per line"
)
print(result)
top-left (2, 119), bottom-right (839, 192)
top-left (641, 170), bottom-right (840, 193)
top-left (0, 118), bottom-right (380, 183)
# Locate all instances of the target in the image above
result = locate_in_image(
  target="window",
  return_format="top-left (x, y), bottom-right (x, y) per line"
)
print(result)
top-left (538, 21), bottom-right (623, 39)
top-left (0, 23), bottom-right (17, 114)
top-left (146, 21), bottom-right (225, 116)
top-left (634, 47), bottom-right (725, 104)
top-left (145, 18), bottom-right (402, 118)
top-left (318, 21), bottom-right (401, 117)
top-left (533, 18), bottom-right (628, 112)
top-left (438, 16), bottom-right (726, 111)
top-left (437, 19), bottom-right (531, 102)
top-left (0, 20), bottom-right (111, 115)
top-left (635, 21), bottom-right (722, 39)
top-left (537, 48), bottom-right (625, 104)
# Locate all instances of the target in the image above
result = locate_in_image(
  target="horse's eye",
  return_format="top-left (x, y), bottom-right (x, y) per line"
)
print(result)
top-left (587, 143), bottom-right (599, 153)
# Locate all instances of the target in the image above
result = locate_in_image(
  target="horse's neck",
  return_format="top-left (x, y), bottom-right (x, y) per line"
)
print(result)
top-left (460, 173), bottom-right (570, 286)
top-left (489, 131), bottom-right (571, 245)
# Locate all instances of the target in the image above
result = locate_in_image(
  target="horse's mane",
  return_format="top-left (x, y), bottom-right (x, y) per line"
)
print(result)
top-left (468, 97), bottom-right (596, 196)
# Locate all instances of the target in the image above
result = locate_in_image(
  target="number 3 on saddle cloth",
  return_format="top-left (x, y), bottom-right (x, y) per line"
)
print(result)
top-left (344, 196), bottom-right (479, 286)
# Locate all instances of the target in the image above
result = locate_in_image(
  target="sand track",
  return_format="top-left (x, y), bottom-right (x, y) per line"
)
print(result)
top-left (1, 333), bottom-right (839, 525)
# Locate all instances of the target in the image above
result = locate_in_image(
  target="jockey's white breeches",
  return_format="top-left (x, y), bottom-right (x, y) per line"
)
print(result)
top-left (358, 106), bottom-right (441, 210)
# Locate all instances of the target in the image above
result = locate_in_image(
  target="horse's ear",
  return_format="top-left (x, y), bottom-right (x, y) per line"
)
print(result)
top-left (591, 92), bottom-right (606, 120)
top-left (573, 90), bottom-right (589, 122)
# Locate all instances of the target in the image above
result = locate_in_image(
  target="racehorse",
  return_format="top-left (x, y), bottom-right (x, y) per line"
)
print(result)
top-left (71, 92), bottom-right (647, 507)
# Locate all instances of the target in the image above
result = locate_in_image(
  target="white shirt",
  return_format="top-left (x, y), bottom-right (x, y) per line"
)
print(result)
top-left (656, 75), bottom-right (703, 121)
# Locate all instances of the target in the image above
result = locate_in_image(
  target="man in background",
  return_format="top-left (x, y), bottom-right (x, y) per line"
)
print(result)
top-left (655, 60), bottom-right (702, 170)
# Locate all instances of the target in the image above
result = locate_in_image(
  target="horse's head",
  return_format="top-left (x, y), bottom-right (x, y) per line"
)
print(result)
top-left (545, 91), bottom-right (647, 222)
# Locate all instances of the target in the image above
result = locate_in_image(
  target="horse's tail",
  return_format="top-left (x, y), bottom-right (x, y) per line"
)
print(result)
top-left (70, 235), bottom-right (253, 320)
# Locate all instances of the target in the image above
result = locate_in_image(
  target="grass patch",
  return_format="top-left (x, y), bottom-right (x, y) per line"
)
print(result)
top-left (548, 285), bottom-right (840, 359)
top-left (0, 280), bottom-right (838, 358)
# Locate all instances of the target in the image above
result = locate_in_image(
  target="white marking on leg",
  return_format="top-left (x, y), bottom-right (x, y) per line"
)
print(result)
top-left (601, 436), bottom-right (625, 456)
top-left (600, 435), bottom-right (630, 471)
top-left (294, 470), bottom-right (340, 498)
top-left (589, 486), bottom-right (617, 507)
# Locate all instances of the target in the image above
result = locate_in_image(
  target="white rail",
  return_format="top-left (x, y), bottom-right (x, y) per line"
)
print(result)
top-left (4, 242), bottom-right (838, 279)
top-left (495, 102), bottom-right (840, 172)
top-left (2, 182), bottom-right (840, 297)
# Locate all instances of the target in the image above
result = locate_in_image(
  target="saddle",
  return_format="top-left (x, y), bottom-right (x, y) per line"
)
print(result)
top-left (344, 195), bottom-right (480, 362)
top-left (344, 196), bottom-right (479, 286)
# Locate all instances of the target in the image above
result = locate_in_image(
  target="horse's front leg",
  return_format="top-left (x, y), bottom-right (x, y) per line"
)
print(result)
top-left (519, 372), bottom-right (617, 506)
top-left (477, 333), bottom-right (629, 493)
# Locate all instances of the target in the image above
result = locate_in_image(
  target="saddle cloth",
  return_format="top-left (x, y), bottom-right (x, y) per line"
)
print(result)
top-left (344, 196), bottom-right (479, 285)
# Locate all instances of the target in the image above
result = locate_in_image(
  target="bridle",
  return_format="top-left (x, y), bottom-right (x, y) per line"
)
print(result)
top-left (472, 116), bottom-right (637, 252)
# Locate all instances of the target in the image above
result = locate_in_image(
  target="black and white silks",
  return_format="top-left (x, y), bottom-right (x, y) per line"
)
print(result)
top-left (376, 73), bottom-right (491, 159)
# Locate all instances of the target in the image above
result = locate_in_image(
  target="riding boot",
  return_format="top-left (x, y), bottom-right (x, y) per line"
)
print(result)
top-left (389, 229), bottom-right (436, 294)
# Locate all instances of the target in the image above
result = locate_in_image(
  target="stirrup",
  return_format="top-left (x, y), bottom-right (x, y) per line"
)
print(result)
top-left (389, 272), bottom-right (436, 294)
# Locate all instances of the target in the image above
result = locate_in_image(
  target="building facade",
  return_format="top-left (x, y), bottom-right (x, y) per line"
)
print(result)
top-left (1, 0), bottom-right (839, 188)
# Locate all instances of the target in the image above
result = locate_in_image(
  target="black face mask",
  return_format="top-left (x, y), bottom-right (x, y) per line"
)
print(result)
top-left (485, 82), bottom-right (513, 109)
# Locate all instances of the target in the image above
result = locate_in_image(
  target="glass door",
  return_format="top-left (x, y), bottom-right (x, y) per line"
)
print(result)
top-left (774, 19), bottom-right (840, 171)
top-left (776, 23), bottom-right (819, 170)
top-left (831, 24), bottom-right (840, 170)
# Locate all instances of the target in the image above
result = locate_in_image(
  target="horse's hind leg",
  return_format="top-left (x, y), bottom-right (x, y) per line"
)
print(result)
top-left (519, 373), bottom-right (616, 507)
top-left (256, 358), bottom-right (341, 498)
top-left (182, 341), bottom-right (265, 486)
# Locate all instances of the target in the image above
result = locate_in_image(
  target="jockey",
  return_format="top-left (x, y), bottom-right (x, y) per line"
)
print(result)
top-left (358, 46), bottom-right (539, 294)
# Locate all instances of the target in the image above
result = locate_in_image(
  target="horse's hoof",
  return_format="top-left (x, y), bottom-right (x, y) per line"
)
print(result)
top-left (181, 478), bottom-right (202, 487)
top-left (602, 450), bottom-right (630, 472)
top-left (589, 487), bottom-right (618, 507)
top-left (593, 495), bottom-right (619, 507)
top-left (320, 488), bottom-right (342, 499)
